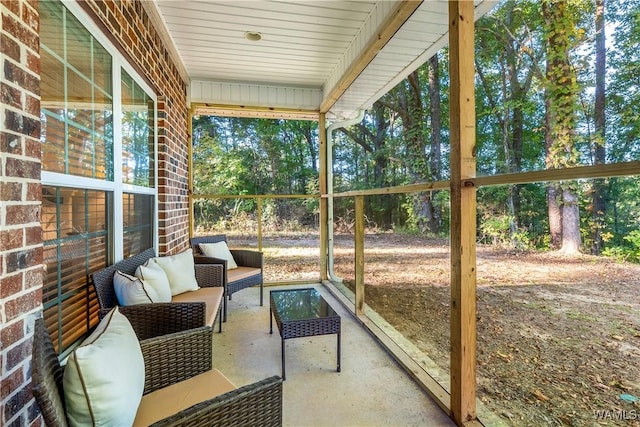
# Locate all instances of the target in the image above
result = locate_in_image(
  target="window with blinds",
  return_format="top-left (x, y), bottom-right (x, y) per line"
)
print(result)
top-left (40, 0), bottom-right (157, 356)
top-left (42, 188), bottom-right (108, 353)
top-left (123, 193), bottom-right (154, 259)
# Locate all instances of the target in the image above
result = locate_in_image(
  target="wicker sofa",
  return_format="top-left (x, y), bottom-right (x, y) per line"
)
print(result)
top-left (90, 248), bottom-right (226, 332)
top-left (191, 235), bottom-right (263, 321)
top-left (31, 312), bottom-right (283, 426)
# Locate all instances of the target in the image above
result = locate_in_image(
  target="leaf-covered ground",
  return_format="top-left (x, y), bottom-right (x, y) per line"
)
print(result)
top-left (244, 233), bottom-right (640, 426)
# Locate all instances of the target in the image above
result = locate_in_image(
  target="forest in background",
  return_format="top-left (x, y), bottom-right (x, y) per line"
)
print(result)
top-left (192, 0), bottom-right (640, 263)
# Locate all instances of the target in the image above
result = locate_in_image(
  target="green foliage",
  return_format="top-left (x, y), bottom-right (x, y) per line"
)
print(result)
top-left (602, 231), bottom-right (640, 263)
top-left (190, 0), bottom-right (640, 256)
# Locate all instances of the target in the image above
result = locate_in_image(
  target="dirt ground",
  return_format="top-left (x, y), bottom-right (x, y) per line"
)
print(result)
top-left (245, 233), bottom-right (640, 426)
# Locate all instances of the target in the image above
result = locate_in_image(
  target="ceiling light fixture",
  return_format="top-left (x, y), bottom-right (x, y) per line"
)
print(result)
top-left (244, 31), bottom-right (263, 42)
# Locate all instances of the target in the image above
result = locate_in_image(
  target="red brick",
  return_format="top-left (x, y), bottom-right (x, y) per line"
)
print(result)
top-left (26, 182), bottom-right (40, 201)
top-left (3, 60), bottom-right (39, 95)
top-left (24, 225), bottom-right (40, 245)
top-left (4, 110), bottom-right (40, 138)
top-left (5, 247), bottom-right (42, 274)
top-left (21, 2), bottom-right (39, 33)
top-left (0, 131), bottom-right (22, 154)
top-left (1, 34), bottom-right (21, 62)
top-left (24, 267), bottom-right (42, 289)
top-left (24, 137), bottom-right (40, 158)
top-left (24, 93), bottom-right (39, 116)
top-left (5, 204), bottom-right (40, 226)
top-left (1, 0), bottom-right (20, 16)
top-left (1, 12), bottom-right (38, 52)
top-left (0, 181), bottom-right (23, 201)
top-left (0, 228), bottom-right (23, 251)
top-left (4, 386), bottom-right (32, 426)
top-left (0, 320), bottom-right (24, 353)
top-left (0, 273), bottom-right (23, 298)
top-left (1, 366), bottom-right (24, 400)
top-left (5, 157), bottom-right (40, 179)
top-left (1, 82), bottom-right (23, 109)
top-left (5, 288), bottom-right (41, 322)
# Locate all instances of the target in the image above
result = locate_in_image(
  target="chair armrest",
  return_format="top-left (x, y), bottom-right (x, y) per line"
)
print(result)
top-left (119, 303), bottom-right (207, 341)
top-left (151, 375), bottom-right (283, 427)
top-left (230, 249), bottom-right (263, 269)
top-left (140, 326), bottom-right (213, 394)
top-left (194, 254), bottom-right (227, 267)
top-left (195, 263), bottom-right (225, 288)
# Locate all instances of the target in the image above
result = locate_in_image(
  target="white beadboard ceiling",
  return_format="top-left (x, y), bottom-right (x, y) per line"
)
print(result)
top-left (151, 0), bottom-right (496, 120)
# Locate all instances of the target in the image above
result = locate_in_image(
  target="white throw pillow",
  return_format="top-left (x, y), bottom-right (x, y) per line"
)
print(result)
top-left (135, 263), bottom-right (172, 302)
top-left (149, 249), bottom-right (200, 296)
top-left (114, 270), bottom-right (159, 305)
top-left (199, 241), bottom-right (238, 270)
top-left (63, 307), bottom-right (145, 427)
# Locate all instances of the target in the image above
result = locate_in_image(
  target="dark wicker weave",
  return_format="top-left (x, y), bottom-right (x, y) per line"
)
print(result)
top-left (191, 235), bottom-right (264, 321)
top-left (269, 288), bottom-right (341, 380)
top-left (32, 317), bottom-right (283, 427)
top-left (90, 248), bottom-right (226, 332)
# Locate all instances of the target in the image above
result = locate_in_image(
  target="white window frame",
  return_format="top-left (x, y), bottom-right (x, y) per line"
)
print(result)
top-left (41, 0), bottom-right (159, 261)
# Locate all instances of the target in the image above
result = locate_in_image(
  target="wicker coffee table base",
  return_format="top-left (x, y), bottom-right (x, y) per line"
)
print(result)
top-left (270, 291), bottom-right (341, 381)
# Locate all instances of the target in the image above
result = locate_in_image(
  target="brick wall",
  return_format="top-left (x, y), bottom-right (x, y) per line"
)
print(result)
top-left (1, 0), bottom-right (43, 425)
top-left (79, 0), bottom-right (191, 256)
top-left (1, 0), bottom-right (190, 424)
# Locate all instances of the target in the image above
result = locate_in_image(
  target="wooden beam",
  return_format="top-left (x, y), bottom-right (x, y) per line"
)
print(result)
top-left (192, 194), bottom-right (317, 200)
top-left (354, 195), bottom-right (365, 316)
top-left (320, 1), bottom-right (423, 113)
top-left (448, 2), bottom-right (477, 425)
top-left (474, 160), bottom-right (640, 187)
top-left (328, 180), bottom-right (449, 198)
top-left (192, 103), bottom-right (319, 121)
top-left (187, 107), bottom-right (195, 238)
top-left (319, 113), bottom-right (329, 281)
top-left (257, 198), bottom-right (263, 251)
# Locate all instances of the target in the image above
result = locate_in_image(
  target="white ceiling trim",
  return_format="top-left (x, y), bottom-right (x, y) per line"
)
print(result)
top-left (190, 80), bottom-right (322, 112)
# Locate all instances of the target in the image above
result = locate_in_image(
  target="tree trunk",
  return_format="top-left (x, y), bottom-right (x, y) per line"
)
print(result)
top-left (545, 95), bottom-right (563, 249)
top-left (591, 0), bottom-right (607, 254)
top-left (561, 187), bottom-right (581, 253)
top-left (543, 0), bottom-right (581, 254)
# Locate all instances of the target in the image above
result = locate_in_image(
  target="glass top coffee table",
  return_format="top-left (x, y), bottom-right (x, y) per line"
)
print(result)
top-left (269, 288), bottom-right (341, 380)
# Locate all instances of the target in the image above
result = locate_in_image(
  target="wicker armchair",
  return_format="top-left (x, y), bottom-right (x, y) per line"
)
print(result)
top-left (191, 235), bottom-right (264, 321)
top-left (90, 247), bottom-right (226, 332)
top-left (31, 315), bottom-right (283, 427)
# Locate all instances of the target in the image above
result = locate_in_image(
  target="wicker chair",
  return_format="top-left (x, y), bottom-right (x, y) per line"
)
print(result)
top-left (90, 247), bottom-right (226, 332)
top-left (191, 235), bottom-right (264, 321)
top-left (31, 315), bottom-right (283, 427)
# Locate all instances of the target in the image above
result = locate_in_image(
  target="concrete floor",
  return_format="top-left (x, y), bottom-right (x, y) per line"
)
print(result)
top-left (212, 284), bottom-right (455, 427)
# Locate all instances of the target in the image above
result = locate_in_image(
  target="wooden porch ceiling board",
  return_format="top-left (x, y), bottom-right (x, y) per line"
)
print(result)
top-left (152, 0), bottom-right (496, 119)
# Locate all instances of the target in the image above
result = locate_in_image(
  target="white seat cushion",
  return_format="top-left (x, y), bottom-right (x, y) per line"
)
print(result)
top-left (63, 307), bottom-right (145, 427)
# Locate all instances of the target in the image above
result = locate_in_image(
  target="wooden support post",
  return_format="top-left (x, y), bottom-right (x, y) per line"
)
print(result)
top-left (257, 198), bottom-right (263, 251)
top-left (187, 107), bottom-right (195, 238)
top-left (449, 1), bottom-right (477, 425)
top-left (354, 195), bottom-right (365, 315)
top-left (319, 113), bottom-right (329, 281)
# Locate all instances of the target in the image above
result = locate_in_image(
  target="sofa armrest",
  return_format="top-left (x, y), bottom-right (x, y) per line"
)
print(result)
top-left (120, 302), bottom-right (207, 341)
top-left (140, 326), bottom-right (213, 394)
top-left (230, 249), bottom-right (263, 269)
top-left (150, 375), bottom-right (283, 427)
